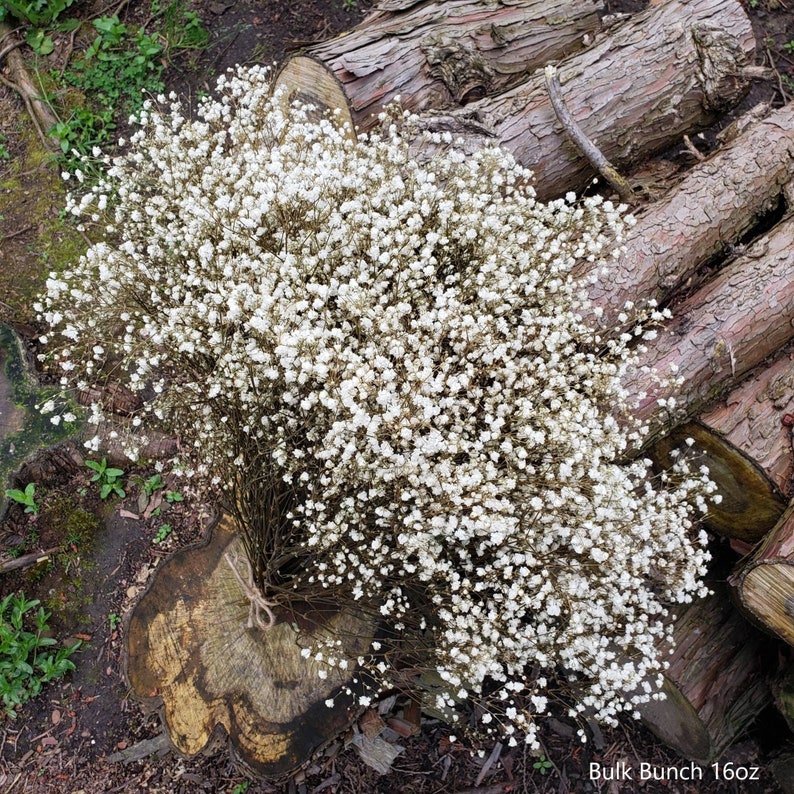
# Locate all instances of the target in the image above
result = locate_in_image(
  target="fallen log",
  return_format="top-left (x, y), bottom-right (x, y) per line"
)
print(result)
top-left (403, 0), bottom-right (755, 200)
top-left (125, 513), bottom-right (375, 778)
top-left (699, 348), bottom-right (794, 501)
top-left (637, 584), bottom-right (771, 763)
top-left (649, 347), bottom-right (794, 542)
top-left (0, 547), bottom-right (59, 574)
top-left (587, 102), bottom-right (794, 327)
top-left (275, 0), bottom-right (603, 129)
top-left (622, 212), bottom-right (794, 435)
top-left (731, 504), bottom-right (794, 647)
top-left (650, 421), bottom-right (787, 543)
top-left (0, 21), bottom-right (58, 148)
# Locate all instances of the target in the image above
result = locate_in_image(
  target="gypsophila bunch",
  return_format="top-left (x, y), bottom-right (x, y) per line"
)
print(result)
top-left (36, 65), bottom-right (714, 748)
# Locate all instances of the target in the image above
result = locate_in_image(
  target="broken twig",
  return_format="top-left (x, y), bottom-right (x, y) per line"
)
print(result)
top-left (544, 64), bottom-right (633, 203)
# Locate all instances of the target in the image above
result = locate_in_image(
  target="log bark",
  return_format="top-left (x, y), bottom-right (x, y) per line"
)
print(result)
top-left (587, 102), bottom-right (794, 327)
top-left (650, 421), bottom-right (787, 543)
top-left (0, 547), bottom-right (59, 574)
top-left (637, 584), bottom-right (771, 763)
top-left (404, 0), bottom-right (755, 200)
top-left (125, 513), bottom-right (375, 778)
top-left (0, 21), bottom-right (58, 148)
top-left (652, 349), bottom-right (794, 543)
top-left (699, 348), bottom-right (794, 500)
top-left (731, 504), bottom-right (794, 647)
top-left (622, 213), bottom-right (794, 435)
top-left (275, 0), bottom-right (603, 129)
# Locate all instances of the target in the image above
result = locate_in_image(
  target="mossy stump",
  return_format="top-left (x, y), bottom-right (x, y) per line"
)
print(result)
top-left (125, 513), bottom-right (374, 778)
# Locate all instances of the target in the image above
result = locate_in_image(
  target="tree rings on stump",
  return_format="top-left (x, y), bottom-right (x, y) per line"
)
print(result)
top-left (125, 513), bottom-right (374, 778)
top-left (649, 421), bottom-right (786, 543)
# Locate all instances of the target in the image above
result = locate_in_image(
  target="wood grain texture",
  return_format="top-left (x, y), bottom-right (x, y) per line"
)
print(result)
top-left (276, 0), bottom-right (603, 128)
top-left (700, 347), bottom-right (794, 496)
top-left (412, 0), bottom-right (754, 200)
top-left (733, 505), bottom-right (794, 647)
top-left (638, 585), bottom-right (771, 762)
top-left (649, 421), bottom-right (786, 542)
top-left (125, 513), bottom-right (374, 778)
top-left (588, 103), bottom-right (794, 326)
top-left (623, 213), bottom-right (794, 432)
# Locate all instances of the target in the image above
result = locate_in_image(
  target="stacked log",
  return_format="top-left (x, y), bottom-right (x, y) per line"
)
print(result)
top-left (649, 345), bottom-right (794, 543)
top-left (125, 0), bottom-right (794, 777)
top-left (732, 505), bottom-right (794, 646)
top-left (587, 102), bottom-right (794, 328)
top-left (276, 0), bottom-right (604, 127)
top-left (621, 213), bottom-right (794, 433)
top-left (278, 0), bottom-right (755, 201)
top-left (637, 585), bottom-right (771, 763)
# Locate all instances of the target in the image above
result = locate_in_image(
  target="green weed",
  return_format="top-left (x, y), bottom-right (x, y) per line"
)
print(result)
top-left (0, 0), bottom-right (75, 26)
top-left (5, 483), bottom-right (39, 514)
top-left (153, 523), bottom-right (172, 544)
top-left (0, 592), bottom-right (78, 719)
top-left (85, 458), bottom-right (125, 500)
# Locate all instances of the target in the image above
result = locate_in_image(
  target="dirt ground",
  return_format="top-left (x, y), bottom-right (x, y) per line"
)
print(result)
top-left (1, 0), bottom-right (794, 792)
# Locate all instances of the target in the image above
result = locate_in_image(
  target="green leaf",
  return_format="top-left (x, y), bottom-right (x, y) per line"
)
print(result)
top-left (25, 29), bottom-right (54, 56)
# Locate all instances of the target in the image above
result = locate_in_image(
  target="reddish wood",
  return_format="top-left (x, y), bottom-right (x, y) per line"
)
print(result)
top-left (732, 505), bottom-right (794, 647)
top-left (699, 348), bottom-right (794, 498)
top-left (638, 585), bottom-right (771, 762)
top-left (409, 0), bottom-right (754, 200)
top-left (275, 0), bottom-right (603, 129)
top-left (649, 421), bottom-right (786, 542)
top-left (650, 350), bottom-right (794, 541)
top-left (587, 102), bottom-right (794, 327)
top-left (623, 213), bottom-right (794, 433)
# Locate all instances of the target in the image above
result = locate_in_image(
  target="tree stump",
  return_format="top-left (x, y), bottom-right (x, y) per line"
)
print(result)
top-left (400, 0), bottom-right (755, 200)
top-left (586, 102), bottom-right (794, 328)
top-left (275, 0), bottom-right (603, 129)
top-left (637, 584), bottom-right (771, 763)
top-left (622, 212), bottom-right (794, 435)
top-left (732, 505), bottom-right (794, 648)
top-left (125, 513), bottom-right (375, 778)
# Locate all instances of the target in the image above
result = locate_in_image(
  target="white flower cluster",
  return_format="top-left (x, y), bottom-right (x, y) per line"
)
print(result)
top-left (36, 65), bottom-right (713, 747)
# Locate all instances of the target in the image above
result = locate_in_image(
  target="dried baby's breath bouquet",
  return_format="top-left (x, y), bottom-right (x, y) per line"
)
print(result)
top-left (37, 65), bottom-right (714, 748)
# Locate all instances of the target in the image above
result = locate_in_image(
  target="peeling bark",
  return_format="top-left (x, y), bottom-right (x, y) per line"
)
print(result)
top-left (588, 102), bottom-right (794, 326)
top-left (408, 0), bottom-right (754, 200)
top-left (0, 21), bottom-right (58, 147)
top-left (652, 350), bottom-right (794, 542)
top-left (623, 214), bottom-right (794, 434)
top-left (649, 421), bottom-right (786, 542)
top-left (637, 585), bottom-right (771, 763)
top-left (275, 0), bottom-right (603, 129)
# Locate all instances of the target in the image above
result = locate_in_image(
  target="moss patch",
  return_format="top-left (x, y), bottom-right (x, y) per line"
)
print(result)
top-left (0, 325), bottom-right (80, 500)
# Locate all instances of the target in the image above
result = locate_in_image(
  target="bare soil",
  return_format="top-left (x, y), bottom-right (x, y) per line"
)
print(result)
top-left (1, 0), bottom-right (794, 792)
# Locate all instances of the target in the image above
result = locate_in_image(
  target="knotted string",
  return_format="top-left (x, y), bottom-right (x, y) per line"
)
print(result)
top-left (224, 548), bottom-right (277, 630)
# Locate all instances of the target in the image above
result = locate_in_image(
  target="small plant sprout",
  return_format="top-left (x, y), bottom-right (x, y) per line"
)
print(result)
top-left (85, 459), bottom-right (126, 500)
top-left (108, 613), bottom-right (121, 631)
top-left (153, 524), bottom-right (173, 544)
top-left (5, 483), bottom-right (39, 515)
top-left (0, 592), bottom-right (79, 719)
top-left (142, 474), bottom-right (164, 496)
top-left (534, 754), bottom-right (553, 775)
top-left (164, 490), bottom-right (183, 503)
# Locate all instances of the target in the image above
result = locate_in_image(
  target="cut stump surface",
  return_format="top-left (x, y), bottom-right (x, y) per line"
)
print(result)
top-left (125, 513), bottom-right (374, 778)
